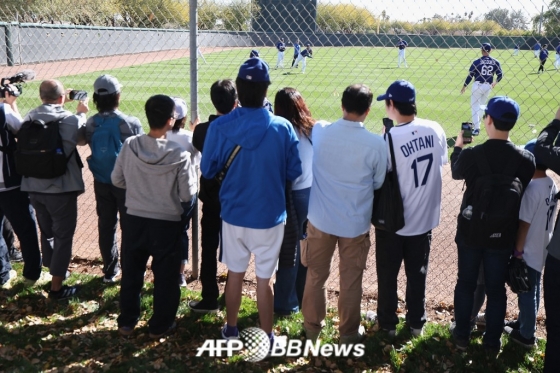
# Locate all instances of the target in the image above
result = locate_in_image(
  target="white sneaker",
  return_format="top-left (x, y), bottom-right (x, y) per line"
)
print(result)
top-left (411, 326), bottom-right (424, 337)
top-left (103, 268), bottom-right (121, 283)
top-left (474, 313), bottom-right (486, 327)
top-left (24, 271), bottom-right (52, 287)
top-left (1, 270), bottom-right (17, 289)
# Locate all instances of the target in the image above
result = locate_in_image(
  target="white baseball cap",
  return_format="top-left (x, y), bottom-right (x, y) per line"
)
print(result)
top-left (172, 97), bottom-right (188, 120)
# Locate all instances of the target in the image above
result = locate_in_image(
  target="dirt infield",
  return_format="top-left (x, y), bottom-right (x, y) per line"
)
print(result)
top-left (4, 48), bottom-right (546, 327)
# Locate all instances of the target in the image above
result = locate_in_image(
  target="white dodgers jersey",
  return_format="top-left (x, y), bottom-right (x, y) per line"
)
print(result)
top-left (387, 118), bottom-right (448, 236)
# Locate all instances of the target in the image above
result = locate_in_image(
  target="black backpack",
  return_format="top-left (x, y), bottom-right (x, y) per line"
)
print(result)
top-left (458, 146), bottom-right (524, 249)
top-left (15, 116), bottom-right (77, 179)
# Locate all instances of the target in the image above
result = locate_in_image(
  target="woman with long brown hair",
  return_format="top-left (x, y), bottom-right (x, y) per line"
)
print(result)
top-left (273, 87), bottom-right (318, 315)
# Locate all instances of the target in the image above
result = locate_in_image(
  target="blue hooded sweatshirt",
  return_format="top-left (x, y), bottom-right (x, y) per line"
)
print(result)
top-left (201, 107), bottom-right (302, 229)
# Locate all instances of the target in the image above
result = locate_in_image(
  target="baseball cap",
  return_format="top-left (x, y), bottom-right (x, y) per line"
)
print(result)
top-left (481, 43), bottom-right (492, 52)
top-left (250, 49), bottom-right (259, 58)
top-left (376, 80), bottom-right (416, 103)
top-left (172, 97), bottom-right (187, 120)
top-left (524, 139), bottom-right (543, 165)
top-left (94, 74), bottom-right (122, 95)
top-left (238, 58), bottom-right (270, 82)
top-left (483, 96), bottom-right (520, 123)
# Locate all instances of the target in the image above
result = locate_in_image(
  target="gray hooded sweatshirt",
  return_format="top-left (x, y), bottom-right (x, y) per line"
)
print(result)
top-left (111, 134), bottom-right (197, 222)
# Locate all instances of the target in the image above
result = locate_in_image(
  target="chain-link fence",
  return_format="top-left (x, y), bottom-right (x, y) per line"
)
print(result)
top-left (1, 0), bottom-right (558, 320)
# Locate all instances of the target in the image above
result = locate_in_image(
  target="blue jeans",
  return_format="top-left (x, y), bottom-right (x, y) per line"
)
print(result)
top-left (274, 187), bottom-right (310, 314)
top-left (453, 235), bottom-right (510, 349)
top-left (517, 266), bottom-right (541, 339)
top-left (180, 195), bottom-right (197, 262)
top-left (544, 254), bottom-right (560, 373)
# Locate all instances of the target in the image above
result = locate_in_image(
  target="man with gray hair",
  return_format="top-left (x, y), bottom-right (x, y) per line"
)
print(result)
top-left (21, 79), bottom-right (88, 300)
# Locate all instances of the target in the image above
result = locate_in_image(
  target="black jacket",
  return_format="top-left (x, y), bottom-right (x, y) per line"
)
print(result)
top-left (193, 115), bottom-right (221, 205)
top-left (0, 104), bottom-right (22, 189)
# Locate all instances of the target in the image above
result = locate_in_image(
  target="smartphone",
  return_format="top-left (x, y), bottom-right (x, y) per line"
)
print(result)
top-left (461, 122), bottom-right (473, 144)
top-left (383, 117), bottom-right (394, 132)
top-left (69, 90), bottom-right (88, 101)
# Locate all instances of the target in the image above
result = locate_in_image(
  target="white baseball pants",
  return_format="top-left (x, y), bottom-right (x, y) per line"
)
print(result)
top-left (398, 49), bottom-right (407, 67)
top-left (276, 51), bottom-right (284, 68)
top-left (293, 54), bottom-right (307, 73)
top-left (471, 82), bottom-right (492, 130)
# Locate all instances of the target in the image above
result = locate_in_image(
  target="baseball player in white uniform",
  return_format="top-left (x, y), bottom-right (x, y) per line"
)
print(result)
top-left (397, 39), bottom-right (408, 68)
top-left (555, 43), bottom-right (560, 69)
top-left (276, 38), bottom-right (286, 68)
top-left (292, 44), bottom-right (313, 74)
top-left (460, 43), bottom-right (503, 136)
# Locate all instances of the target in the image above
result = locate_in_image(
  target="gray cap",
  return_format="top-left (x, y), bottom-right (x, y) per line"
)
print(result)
top-left (94, 74), bottom-right (122, 95)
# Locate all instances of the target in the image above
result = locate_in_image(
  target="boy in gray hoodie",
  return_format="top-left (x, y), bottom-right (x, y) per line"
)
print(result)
top-left (111, 94), bottom-right (197, 338)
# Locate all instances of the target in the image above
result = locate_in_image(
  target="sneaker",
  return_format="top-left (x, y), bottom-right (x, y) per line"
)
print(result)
top-left (149, 321), bottom-right (177, 339)
top-left (449, 322), bottom-right (469, 351)
top-left (340, 325), bottom-right (366, 344)
top-left (504, 319), bottom-right (520, 330)
top-left (1, 269), bottom-right (17, 289)
top-left (410, 326), bottom-right (424, 337)
top-left (381, 328), bottom-right (396, 338)
top-left (118, 326), bottom-right (134, 337)
top-left (221, 324), bottom-right (239, 340)
top-left (188, 299), bottom-right (219, 313)
top-left (484, 345), bottom-right (501, 359)
top-left (507, 329), bottom-right (536, 349)
top-left (9, 250), bottom-right (23, 262)
top-left (474, 313), bottom-right (486, 328)
top-left (103, 269), bottom-right (120, 283)
top-left (24, 272), bottom-right (52, 287)
top-left (48, 285), bottom-right (80, 300)
top-left (472, 129), bottom-right (480, 136)
top-left (179, 273), bottom-right (187, 287)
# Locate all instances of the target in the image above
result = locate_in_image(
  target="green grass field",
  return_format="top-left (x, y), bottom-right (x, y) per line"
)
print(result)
top-left (15, 46), bottom-right (560, 147)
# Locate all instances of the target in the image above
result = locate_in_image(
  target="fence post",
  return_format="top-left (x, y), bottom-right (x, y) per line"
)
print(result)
top-left (189, 0), bottom-right (199, 280)
top-left (4, 23), bottom-right (14, 66)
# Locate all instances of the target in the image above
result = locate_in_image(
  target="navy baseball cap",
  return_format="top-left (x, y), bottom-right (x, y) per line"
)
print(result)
top-left (481, 43), bottom-right (492, 52)
top-left (524, 139), bottom-right (542, 164)
top-left (238, 58), bottom-right (270, 82)
top-left (483, 96), bottom-right (520, 123)
top-left (376, 80), bottom-right (416, 103)
top-left (250, 49), bottom-right (259, 58)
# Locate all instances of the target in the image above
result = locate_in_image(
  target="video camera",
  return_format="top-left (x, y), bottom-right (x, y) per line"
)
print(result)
top-left (0, 70), bottom-right (36, 98)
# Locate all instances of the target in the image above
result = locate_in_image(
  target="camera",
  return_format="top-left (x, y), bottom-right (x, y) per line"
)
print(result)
top-left (461, 122), bottom-right (473, 144)
top-left (68, 90), bottom-right (88, 101)
top-left (0, 70), bottom-right (35, 98)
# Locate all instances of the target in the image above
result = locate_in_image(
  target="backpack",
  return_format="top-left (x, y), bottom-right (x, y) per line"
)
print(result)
top-left (458, 146), bottom-right (524, 249)
top-left (15, 116), bottom-right (75, 179)
top-left (87, 114), bottom-right (123, 184)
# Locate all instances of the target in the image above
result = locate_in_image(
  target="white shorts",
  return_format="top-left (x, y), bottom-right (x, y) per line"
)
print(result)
top-left (221, 221), bottom-right (284, 279)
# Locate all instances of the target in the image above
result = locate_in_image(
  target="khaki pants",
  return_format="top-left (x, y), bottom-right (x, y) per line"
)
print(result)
top-left (301, 221), bottom-right (371, 337)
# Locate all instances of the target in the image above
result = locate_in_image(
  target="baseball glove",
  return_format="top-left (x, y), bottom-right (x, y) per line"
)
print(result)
top-left (506, 256), bottom-right (530, 294)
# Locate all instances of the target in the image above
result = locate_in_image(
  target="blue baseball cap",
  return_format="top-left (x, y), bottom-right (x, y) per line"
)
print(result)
top-left (481, 43), bottom-right (492, 52)
top-left (483, 96), bottom-right (520, 123)
top-left (524, 139), bottom-right (542, 165)
top-left (376, 80), bottom-right (416, 103)
top-left (250, 49), bottom-right (259, 58)
top-left (238, 58), bottom-right (270, 82)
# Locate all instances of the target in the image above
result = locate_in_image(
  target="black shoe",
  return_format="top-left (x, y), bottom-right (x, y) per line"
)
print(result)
top-left (449, 322), bottom-right (469, 351)
top-left (48, 285), bottom-right (80, 300)
top-left (508, 329), bottom-right (536, 349)
top-left (189, 299), bottom-right (219, 313)
top-left (9, 250), bottom-right (23, 262)
top-left (149, 321), bottom-right (177, 339)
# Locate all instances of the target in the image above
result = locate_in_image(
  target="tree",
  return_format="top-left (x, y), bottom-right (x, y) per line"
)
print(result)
top-left (535, 0), bottom-right (560, 36)
top-left (316, 4), bottom-right (376, 33)
top-left (484, 8), bottom-right (528, 30)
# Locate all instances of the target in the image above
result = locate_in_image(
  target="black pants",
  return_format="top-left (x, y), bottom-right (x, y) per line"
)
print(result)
top-left (200, 201), bottom-right (221, 302)
top-left (539, 59), bottom-right (547, 72)
top-left (94, 181), bottom-right (126, 277)
top-left (3, 217), bottom-right (15, 252)
top-left (118, 213), bottom-right (182, 335)
top-left (375, 229), bottom-right (432, 330)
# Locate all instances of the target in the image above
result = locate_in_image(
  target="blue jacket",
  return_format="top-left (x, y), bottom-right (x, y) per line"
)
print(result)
top-left (201, 107), bottom-right (302, 229)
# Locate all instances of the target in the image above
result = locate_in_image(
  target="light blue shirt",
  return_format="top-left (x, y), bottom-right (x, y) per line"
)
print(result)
top-left (308, 119), bottom-right (387, 238)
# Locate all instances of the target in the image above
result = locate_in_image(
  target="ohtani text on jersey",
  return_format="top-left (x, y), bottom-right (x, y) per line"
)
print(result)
top-left (400, 135), bottom-right (434, 157)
